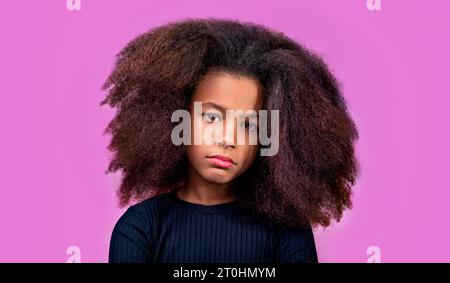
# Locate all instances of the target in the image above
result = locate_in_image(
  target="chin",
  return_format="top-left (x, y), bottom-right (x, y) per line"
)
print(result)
top-left (200, 169), bottom-right (235, 184)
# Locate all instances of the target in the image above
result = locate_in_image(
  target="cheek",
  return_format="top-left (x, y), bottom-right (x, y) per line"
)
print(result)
top-left (186, 145), bottom-right (204, 164)
top-left (190, 117), bottom-right (203, 144)
top-left (191, 116), bottom-right (218, 145)
top-left (236, 145), bottom-right (259, 170)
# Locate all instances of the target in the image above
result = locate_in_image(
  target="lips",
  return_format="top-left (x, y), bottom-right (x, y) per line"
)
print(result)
top-left (207, 154), bottom-right (236, 169)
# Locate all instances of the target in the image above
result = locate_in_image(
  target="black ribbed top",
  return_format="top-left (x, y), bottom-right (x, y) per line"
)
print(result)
top-left (108, 191), bottom-right (318, 263)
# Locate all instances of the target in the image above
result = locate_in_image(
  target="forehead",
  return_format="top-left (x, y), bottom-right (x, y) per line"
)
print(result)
top-left (191, 71), bottom-right (263, 111)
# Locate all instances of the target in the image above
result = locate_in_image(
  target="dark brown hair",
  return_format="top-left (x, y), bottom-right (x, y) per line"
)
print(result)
top-left (100, 18), bottom-right (360, 229)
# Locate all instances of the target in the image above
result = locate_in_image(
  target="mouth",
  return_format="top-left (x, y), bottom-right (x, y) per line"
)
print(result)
top-left (207, 154), bottom-right (236, 169)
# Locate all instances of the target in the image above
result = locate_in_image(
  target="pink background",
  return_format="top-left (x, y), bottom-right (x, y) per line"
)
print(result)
top-left (0, 0), bottom-right (449, 262)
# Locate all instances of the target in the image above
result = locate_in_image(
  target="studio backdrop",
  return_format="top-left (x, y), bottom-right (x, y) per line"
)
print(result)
top-left (0, 0), bottom-right (449, 263)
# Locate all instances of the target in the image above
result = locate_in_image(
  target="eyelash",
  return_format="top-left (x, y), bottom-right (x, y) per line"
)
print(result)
top-left (240, 120), bottom-right (257, 131)
top-left (202, 112), bottom-right (222, 122)
top-left (201, 112), bottom-right (257, 131)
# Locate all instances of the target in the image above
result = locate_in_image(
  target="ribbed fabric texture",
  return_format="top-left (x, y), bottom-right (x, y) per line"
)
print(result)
top-left (109, 191), bottom-right (318, 263)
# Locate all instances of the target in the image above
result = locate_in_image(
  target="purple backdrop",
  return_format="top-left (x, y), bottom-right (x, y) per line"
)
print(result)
top-left (0, 0), bottom-right (449, 262)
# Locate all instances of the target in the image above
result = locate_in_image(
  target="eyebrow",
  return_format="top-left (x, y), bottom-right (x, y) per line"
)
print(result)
top-left (201, 101), bottom-right (259, 118)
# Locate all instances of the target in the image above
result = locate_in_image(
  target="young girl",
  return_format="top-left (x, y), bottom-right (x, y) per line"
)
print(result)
top-left (101, 18), bottom-right (359, 263)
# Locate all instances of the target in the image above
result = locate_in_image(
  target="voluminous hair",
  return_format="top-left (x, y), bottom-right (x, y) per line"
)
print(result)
top-left (101, 18), bottom-right (360, 229)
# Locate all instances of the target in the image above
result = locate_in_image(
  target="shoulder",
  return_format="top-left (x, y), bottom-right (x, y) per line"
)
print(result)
top-left (136, 192), bottom-right (173, 216)
top-left (112, 192), bottom-right (172, 234)
top-left (117, 192), bottom-right (172, 222)
top-left (275, 224), bottom-right (318, 263)
top-left (109, 193), bottom-right (172, 263)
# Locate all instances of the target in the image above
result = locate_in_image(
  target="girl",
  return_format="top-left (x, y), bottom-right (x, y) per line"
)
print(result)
top-left (102, 18), bottom-right (359, 263)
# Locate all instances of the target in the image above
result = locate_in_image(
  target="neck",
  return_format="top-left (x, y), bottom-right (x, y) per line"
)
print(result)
top-left (176, 165), bottom-right (236, 205)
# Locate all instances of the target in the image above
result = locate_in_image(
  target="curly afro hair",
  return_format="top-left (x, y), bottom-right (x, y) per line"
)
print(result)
top-left (100, 17), bottom-right (360, 229)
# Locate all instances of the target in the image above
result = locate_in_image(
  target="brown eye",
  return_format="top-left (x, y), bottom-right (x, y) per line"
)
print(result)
top-left (240, 119), bottom-right (257, 131)
top-left (202, 112), bottom-right (222, 123)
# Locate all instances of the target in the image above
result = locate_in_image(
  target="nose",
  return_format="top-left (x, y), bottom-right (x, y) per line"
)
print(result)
top-left (215, 118), bottom-right (236, 148)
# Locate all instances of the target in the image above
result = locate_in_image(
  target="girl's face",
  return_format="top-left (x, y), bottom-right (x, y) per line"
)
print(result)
top-left (186, 71), bottom-right (263, 185)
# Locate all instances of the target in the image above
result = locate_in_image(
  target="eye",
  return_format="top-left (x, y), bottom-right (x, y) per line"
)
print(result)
top-left (241, 120), bottom-right (257, 131)
top-left (202, 112), bottom-right (222, 123)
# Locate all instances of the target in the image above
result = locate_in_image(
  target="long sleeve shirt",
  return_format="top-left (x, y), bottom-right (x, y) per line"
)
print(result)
top-left (108, 191), bottom-right (318, 263)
